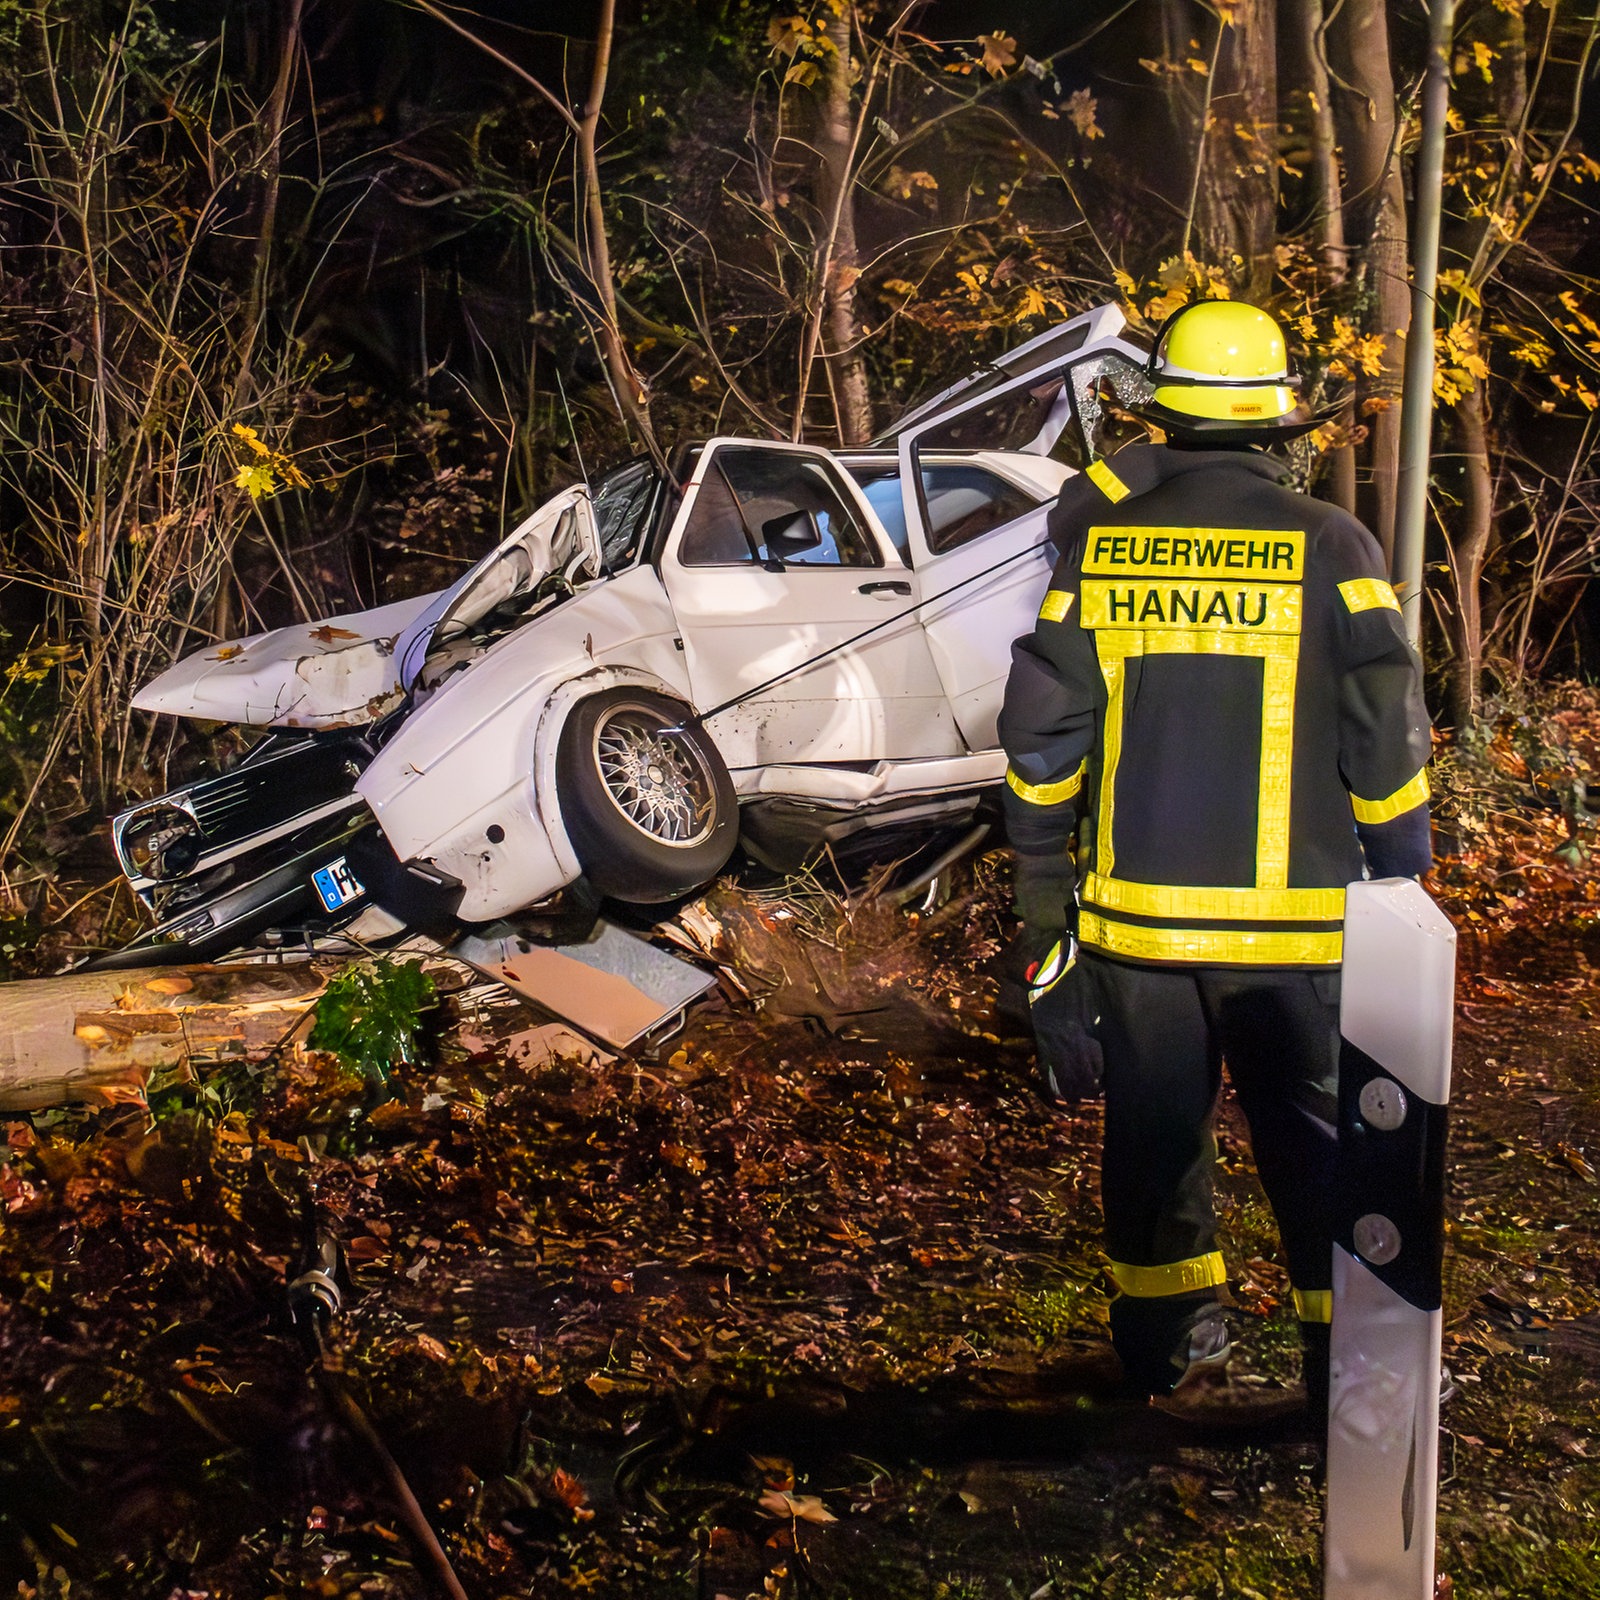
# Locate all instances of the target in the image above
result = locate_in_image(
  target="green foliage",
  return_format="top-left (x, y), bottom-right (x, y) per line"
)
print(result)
top-left (307, 959), bottom-right (437, 1083)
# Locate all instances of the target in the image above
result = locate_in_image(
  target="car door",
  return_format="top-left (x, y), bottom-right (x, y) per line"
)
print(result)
top-left (896, 327), bottom-right (1152, 750)
top-left (659, 439), bottom-right (963, 770)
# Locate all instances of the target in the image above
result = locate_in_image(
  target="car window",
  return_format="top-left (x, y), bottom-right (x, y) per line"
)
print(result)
top-left (920, 465), bottom-right (1039, 553)
top-left (591, 458), bottom-right (662, 572)
top-left (854, 475), bottom-right (910, 560)
top-left (679, 447), bottom-right (881, 568)
top-left (848, 464), bottom-right (1039, 559)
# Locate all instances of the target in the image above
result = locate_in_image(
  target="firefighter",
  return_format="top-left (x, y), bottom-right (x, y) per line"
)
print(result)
top-left (999, 299), bottom-right (1432, 1405)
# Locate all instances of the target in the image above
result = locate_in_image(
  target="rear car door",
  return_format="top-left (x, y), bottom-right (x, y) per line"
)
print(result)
top-left (659, 439), bottom-right (963, 770)
top-left (894, 318), bottom-right (1152, 749)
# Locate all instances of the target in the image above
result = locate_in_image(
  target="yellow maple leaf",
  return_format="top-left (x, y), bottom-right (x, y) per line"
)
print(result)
top-left (235, 462), bottom-right (277, 499)
top-left (1014, 285), bottom-right (1047, 321)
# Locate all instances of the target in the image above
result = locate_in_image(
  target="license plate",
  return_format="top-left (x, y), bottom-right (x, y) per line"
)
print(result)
top-left (312, 856), bottom-right (365, 913)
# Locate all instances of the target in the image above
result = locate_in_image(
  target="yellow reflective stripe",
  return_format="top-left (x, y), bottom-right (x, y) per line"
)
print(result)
top-left (1086, 459), bottom-right (1130, 502)
top-left (1339, 577), bottom-right (1401, 614)
top-left (1093, 639), bottom-right (1130, 879)
top-left (1039, 588), bottom-right (1075, 623)
top-left (1006, 760), bottom-right (1087, 806)
top-left (1087, 630), bottom-right (1300, 895)
top-left (1083, 528), bottom-right (1305, 581)
top-left (1079, 579), bottom-right (1302, 634)
top-left (1257, 647), bottom-right (1298, 888)
top-left (1108, 1251), bottom-right (1228, 1298)
top-left (1079, 911), bottom-right (1343, 965)
top-left (1293, 1288), bottom-right (1333, 1324)
top-left (1082, 874), bottom-right (1344, 923)
top-left (1350, 768), bottom-right (1431, 825)
top-left (1030, 939), bottom-right (1073, 1000)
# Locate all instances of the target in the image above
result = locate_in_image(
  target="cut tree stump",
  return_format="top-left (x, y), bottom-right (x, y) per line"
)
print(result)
top-left (0, 963), bottom-right (330, 1112)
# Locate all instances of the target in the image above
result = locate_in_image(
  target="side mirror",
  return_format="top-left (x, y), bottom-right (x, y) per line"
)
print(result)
top-left (761, 510), bottom-right (824, 561)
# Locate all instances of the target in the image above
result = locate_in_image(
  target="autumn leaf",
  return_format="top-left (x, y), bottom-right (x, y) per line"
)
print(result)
top-left (1013, 285), bottom-right (1047, 322)
top-left (235, 462), bottom-right (278, 499)
top-left (885, 166), bottom-right (937, 201)
top-left (308, 624), bottom-right (362, 643)
top-left (1556, 1141), bottom-right (1597, 1182)
top-left (758, 1489), bottom-right (838, 1524)
top-left (977, 31), bottom-right (1017, 78)
top-left (1471, 40), bottom-right (1498, 82)
top-left (784, 59), bottom-right (820, 87)
top-left (750, 1454), bottom-right (795, 1489)
top-left (546, 1467), bottom-right (595, 1520)
top-left (1438, 268), bottom-right (1482, 310)
top-left (1065, 87), bottom-right (1102, 140)
top-left (1508, 335), bottom-right (1551, 369)
top-left (231, 422), bottom-right (271, 457)
top-left (767, 15), bottom-right (810, 56)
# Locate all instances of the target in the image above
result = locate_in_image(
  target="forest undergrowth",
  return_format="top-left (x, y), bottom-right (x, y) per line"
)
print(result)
top-left (0, 690), bottom-right (1597, 1596)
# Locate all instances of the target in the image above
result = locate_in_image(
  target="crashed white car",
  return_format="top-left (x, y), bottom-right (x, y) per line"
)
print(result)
top-left (101, 306), bottom-right (1152, 965)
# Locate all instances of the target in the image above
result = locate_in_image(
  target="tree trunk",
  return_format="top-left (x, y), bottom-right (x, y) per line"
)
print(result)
top-left (1281, 0), bottom-right (1356, 509)
top-left (1447, 379), bottom-right (1493, 728)
top-left (0, 963), bottom-right (327, 1113)
top-left (1194, 0), bottom-right (1278, 300)
top-left (816, 8), bottom-right (872, 444)
top-left (1438, 9), bottom-right (1527, 722)
top-left (1326, 0), bottom-right (1408, 562)
top-left (577, 0), bottom-right (661, 462)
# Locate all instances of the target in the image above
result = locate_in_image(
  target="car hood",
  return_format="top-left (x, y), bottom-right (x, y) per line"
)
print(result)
top-left (130, 594), bottom-right (431, 729)
top-left (132, 486), bottom-right (602, 731)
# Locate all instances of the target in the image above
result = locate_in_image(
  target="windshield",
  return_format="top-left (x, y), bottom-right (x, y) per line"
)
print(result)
top-left (591, 458), bottom-right (665, 572)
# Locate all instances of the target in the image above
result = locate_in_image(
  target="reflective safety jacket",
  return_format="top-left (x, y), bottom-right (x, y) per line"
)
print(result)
top-left (999, 444), bottom-right (1432, 969)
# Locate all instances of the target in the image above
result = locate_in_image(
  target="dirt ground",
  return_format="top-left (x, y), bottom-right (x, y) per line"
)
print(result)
top-left (0, 855), bottom-right (1596, 1600)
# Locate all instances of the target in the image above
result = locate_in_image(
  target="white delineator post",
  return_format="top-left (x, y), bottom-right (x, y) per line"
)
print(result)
top-left (1325, 878), bottom-right (1456, 1599)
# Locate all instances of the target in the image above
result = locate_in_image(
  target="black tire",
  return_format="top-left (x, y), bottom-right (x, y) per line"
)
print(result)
top-left (555, 687), bottom-right (738, 904)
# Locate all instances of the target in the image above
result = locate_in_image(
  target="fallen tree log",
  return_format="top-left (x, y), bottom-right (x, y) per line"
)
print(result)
top-left (0, 963), bottom-right (329, 1112)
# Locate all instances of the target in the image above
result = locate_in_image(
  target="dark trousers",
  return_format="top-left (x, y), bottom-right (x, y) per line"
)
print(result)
top-left (1086, 953), bottom-right (1341, 1386)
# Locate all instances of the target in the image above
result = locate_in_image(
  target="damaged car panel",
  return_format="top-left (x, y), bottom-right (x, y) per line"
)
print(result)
top-left (130, 595), bottom-right (426, 731)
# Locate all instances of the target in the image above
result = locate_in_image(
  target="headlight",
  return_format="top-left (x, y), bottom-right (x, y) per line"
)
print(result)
top-left (117, 803), bottom-right (203, 882)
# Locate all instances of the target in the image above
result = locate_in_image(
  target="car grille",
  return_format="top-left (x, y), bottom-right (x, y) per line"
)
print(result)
top-left (187, 737), bottom-right (369, 846)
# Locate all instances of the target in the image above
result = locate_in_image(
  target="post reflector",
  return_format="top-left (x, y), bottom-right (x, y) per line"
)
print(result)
top-left (1324, 878), bottom-right (1455, 1599)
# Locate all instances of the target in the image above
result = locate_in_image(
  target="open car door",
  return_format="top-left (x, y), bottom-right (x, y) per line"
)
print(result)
top-left (894, 306), bottom-right (1152, 749)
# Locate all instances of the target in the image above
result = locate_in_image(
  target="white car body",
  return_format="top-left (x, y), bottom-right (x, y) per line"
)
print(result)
top-left (127, 305), bottom-right (1152, 928)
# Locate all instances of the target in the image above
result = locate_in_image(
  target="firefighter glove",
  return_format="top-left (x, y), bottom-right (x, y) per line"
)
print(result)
top-left (1026, 937), bottom-right (1104, 1104)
